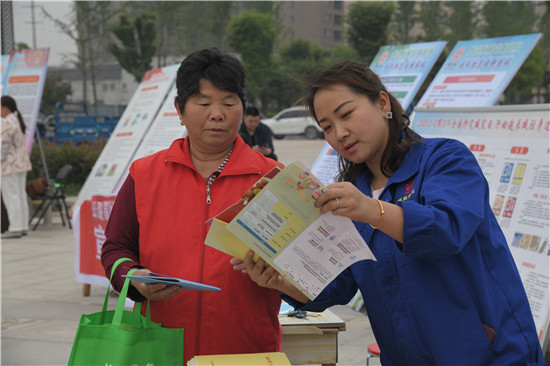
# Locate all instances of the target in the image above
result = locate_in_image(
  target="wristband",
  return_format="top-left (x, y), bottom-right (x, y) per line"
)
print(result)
top-left (370, 198), bottom-right (384, 229)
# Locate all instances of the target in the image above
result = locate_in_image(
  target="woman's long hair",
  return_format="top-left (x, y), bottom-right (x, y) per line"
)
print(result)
top-left (305, 60), bottom-right (421, 183)
top-left (1, 95), bottom-right (26, 134)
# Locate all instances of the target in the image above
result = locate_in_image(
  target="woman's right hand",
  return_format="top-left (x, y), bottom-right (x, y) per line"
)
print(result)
top-left (129, 268), bottom-right (182, 301)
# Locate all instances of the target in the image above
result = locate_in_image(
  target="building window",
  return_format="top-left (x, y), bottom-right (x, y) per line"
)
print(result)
top-left (325, 13), bottom-right (331, 22)
top-left (324, 29), bottom-right (332, 38)
top-left (290, 15), bottom-right (294, 23)
top-left (333, 1), bottom-right (343, 10)
top-left (334, 14), bottom-right (343, 25)
top-left (325, 0), bottom-right (331, 6)
top-left (334, 30), bottom-right (342, 41)
top-left (110, 83), bottom-right (115, 90)
top-left (289, 1), bottom-right (294, 7)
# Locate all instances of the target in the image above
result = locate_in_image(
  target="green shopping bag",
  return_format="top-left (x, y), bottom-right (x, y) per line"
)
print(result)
top-left (68, 258), bottom-right (184, 365)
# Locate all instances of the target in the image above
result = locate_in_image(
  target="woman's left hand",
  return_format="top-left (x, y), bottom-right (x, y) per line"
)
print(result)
top-left (231, 251), bottom-right (286, 290)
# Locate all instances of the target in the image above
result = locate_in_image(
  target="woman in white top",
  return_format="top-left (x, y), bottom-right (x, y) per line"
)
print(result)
top-left (1, 96), bottom-right (32, 238)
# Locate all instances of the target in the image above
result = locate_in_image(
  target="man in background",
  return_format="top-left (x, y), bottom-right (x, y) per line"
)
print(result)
top-left (239, 106), bottom-right (277, 161)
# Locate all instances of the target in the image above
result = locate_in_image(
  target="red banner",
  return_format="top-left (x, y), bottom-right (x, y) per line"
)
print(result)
top-left (79, 196), bottom-right (116, 276)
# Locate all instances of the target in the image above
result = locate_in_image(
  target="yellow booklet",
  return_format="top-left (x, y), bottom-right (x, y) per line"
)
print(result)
top-left (187, 351), bottom-right (291, 366)
top-left (205, 161), bottom-right (375, 300)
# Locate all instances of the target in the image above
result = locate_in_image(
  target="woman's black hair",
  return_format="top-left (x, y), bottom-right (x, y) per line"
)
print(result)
top-left (1, 95), bottom-right (26, 134)
top-left (174, 48), bottom-right (246, 113)
top-left (305, 60), bottom-right (421, 183)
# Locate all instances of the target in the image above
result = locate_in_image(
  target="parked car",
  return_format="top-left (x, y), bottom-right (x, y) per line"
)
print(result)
top-left (262, 106), bottom-right (323, 140)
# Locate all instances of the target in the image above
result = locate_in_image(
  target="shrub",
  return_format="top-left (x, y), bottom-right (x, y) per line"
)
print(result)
top-left (28, 139), bottom-right (106, 196)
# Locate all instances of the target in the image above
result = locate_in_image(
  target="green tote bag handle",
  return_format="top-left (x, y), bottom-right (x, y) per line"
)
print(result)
top-left (103, 257), bottom-right (152, 327)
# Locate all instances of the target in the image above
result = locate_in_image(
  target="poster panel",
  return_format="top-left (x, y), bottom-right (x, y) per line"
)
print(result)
top-left (112, 86), bottom-right (187, 193)
top-left (1, 48), bottom-right (50, 153)
top-left (75, 64), bottom-right (179, 208)
top-left (410, 104), bottom-right (550, 340)
top-left (370, 41), bottom-right (447, 111)
top-left (418, 33), bottom-right (541, 108)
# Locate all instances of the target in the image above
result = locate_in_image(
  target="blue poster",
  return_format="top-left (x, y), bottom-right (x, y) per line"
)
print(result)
top-left (418, 33), bottom-right (541, 108)
top-left (370, 41), bottom-right (447, 111)
top-left (2, 48), bottom-right (50, 153)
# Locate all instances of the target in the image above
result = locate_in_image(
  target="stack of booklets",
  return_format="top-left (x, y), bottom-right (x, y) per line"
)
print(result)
top-left (187, 352), bottom-right (291, 365)
top-left (205, 161), bottom-right (376, 301)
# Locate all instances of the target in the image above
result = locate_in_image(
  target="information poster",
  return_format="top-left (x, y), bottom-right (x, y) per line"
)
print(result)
top-left (370, 41), bottom-right (447, 111)
top-left (418, 33), bottom-right (541, 108)
top-left (75, 64), bottom-right (179, 208)
top-left (410, 104), bottom-right (550, 339)
top-left (1, 48), bottom-right (50, 153)
top-left (112, 86), bottom-right (187, 192)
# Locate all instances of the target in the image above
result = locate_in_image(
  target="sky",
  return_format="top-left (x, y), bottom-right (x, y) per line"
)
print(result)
top-left (12, 1), bottom-right (76, 67)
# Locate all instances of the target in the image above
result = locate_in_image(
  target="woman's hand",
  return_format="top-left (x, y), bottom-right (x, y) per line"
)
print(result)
top-left (129, 268), bottom-right (182, 301)
top-left (230, 251), bottom-right (310, 303)
top-left (315, 182), bottom-right (370, 222)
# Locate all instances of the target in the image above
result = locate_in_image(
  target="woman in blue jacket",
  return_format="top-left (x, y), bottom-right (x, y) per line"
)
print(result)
top-left (234, 60), bottom-right (545, 365)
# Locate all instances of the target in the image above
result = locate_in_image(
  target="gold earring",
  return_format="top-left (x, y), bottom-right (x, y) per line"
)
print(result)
top-left (180, 119), bottom-right (185, 126)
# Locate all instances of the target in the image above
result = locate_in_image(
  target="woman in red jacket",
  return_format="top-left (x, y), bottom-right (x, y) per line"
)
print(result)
top-left (101, 48), bottom-right (282, 363)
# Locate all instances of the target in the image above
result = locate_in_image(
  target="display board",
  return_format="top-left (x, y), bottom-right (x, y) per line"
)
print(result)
top-left (370, 41), bottom-right (447, 111)
top-left (410, 104), bottom-right (550, 342)
top-left (112, 86), bottom-right (187, 193)
top-left (75, 64), bottom-right (178, 208)
top-left (418, 33), bottom-right (541, 108)
top-left (1, 48), bottom-right (50, 153)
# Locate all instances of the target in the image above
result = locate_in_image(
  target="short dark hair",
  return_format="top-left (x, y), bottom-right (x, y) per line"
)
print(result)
top-left (244, 106), bottom-right (260, 117)
top-left (174, 48), bottom-right (246, 113)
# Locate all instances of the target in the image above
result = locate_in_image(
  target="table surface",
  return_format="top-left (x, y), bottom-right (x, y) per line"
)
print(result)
top-left (279, 308), bottom-right (346, 331)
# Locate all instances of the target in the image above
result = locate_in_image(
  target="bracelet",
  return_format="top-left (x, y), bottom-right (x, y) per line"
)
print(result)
top-left (370, 198), bottom-right (384, 229)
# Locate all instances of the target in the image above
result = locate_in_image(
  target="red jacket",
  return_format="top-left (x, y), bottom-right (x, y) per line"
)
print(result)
top-left (102, 136), bottom-right (282, 363)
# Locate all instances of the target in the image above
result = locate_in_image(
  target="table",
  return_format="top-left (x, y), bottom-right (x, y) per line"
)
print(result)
top-left (280, 308), bottom-right (345, 366)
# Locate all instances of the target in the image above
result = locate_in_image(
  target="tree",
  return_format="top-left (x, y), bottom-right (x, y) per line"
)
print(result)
top-left (226, 10), bottom-right (278, 103)
top-left (392, 2), bottom-right (417, 44)
top-left (39, 75), bottom-right (72, 116)
top-left (481, 1), bottom-right (542, 104)
top-left (481, 1), bottom-right (537, 38)
top-left (108, 12), bottom-right (157, 83)
top-left (43, 2), bottom-right (123, 113)
top-left (347, 2), bottom-right (395, 63)
top-left (445, 1), bottom-right (478, 45)
top-left (417, 2), bottom-right (445, 42)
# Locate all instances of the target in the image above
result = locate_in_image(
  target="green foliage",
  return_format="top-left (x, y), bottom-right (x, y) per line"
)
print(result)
top-left (418, 2), bottom-right (445, 42)
top-left (16, 42), bottom-right (30, 50)
top-left (503, 44), bottom-right (544, 103)
top-left (347, 1), bottom-right (395, 63)
top-left (444, 1), bottom-right (478, 44)
top-left (28, 140), bottom-right (106, 196)
top-left (108, 12), bottom-right (157, 82)
top-left (481, 1), bottom-right (538, 38)
top-left (39, 75), bottom-right (72, 116)
top-left (393, 2), bottom-right (417, 44)
top-left (226, 10), bottom-right (278, 100)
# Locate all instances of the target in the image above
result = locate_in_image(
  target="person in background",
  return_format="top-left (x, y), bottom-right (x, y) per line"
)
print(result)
top-left (1, 96), bottom-right (31, 239)
top-left (233, 60), bottom-right (545, 365)
top-left (101, 48), bottom-right (282, 363)
top-left (238, 106), bottom-right (277, 160)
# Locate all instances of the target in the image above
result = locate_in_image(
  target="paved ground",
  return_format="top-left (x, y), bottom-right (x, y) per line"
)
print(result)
top-left (1, 136), bottom-right (380, 365)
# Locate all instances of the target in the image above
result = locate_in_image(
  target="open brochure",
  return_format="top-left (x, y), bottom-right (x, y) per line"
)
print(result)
top-left (205, 161), bottom-right (376, 300)
top-left (122, 272), bottom-right (221, 291)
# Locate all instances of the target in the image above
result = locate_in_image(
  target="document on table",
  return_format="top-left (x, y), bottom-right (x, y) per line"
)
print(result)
top-left (205, 161), bottom-right (375, 300)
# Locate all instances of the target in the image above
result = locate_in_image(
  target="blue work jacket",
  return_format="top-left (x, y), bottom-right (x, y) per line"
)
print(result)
top-left (284, 137), bottom-right (545, 365)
